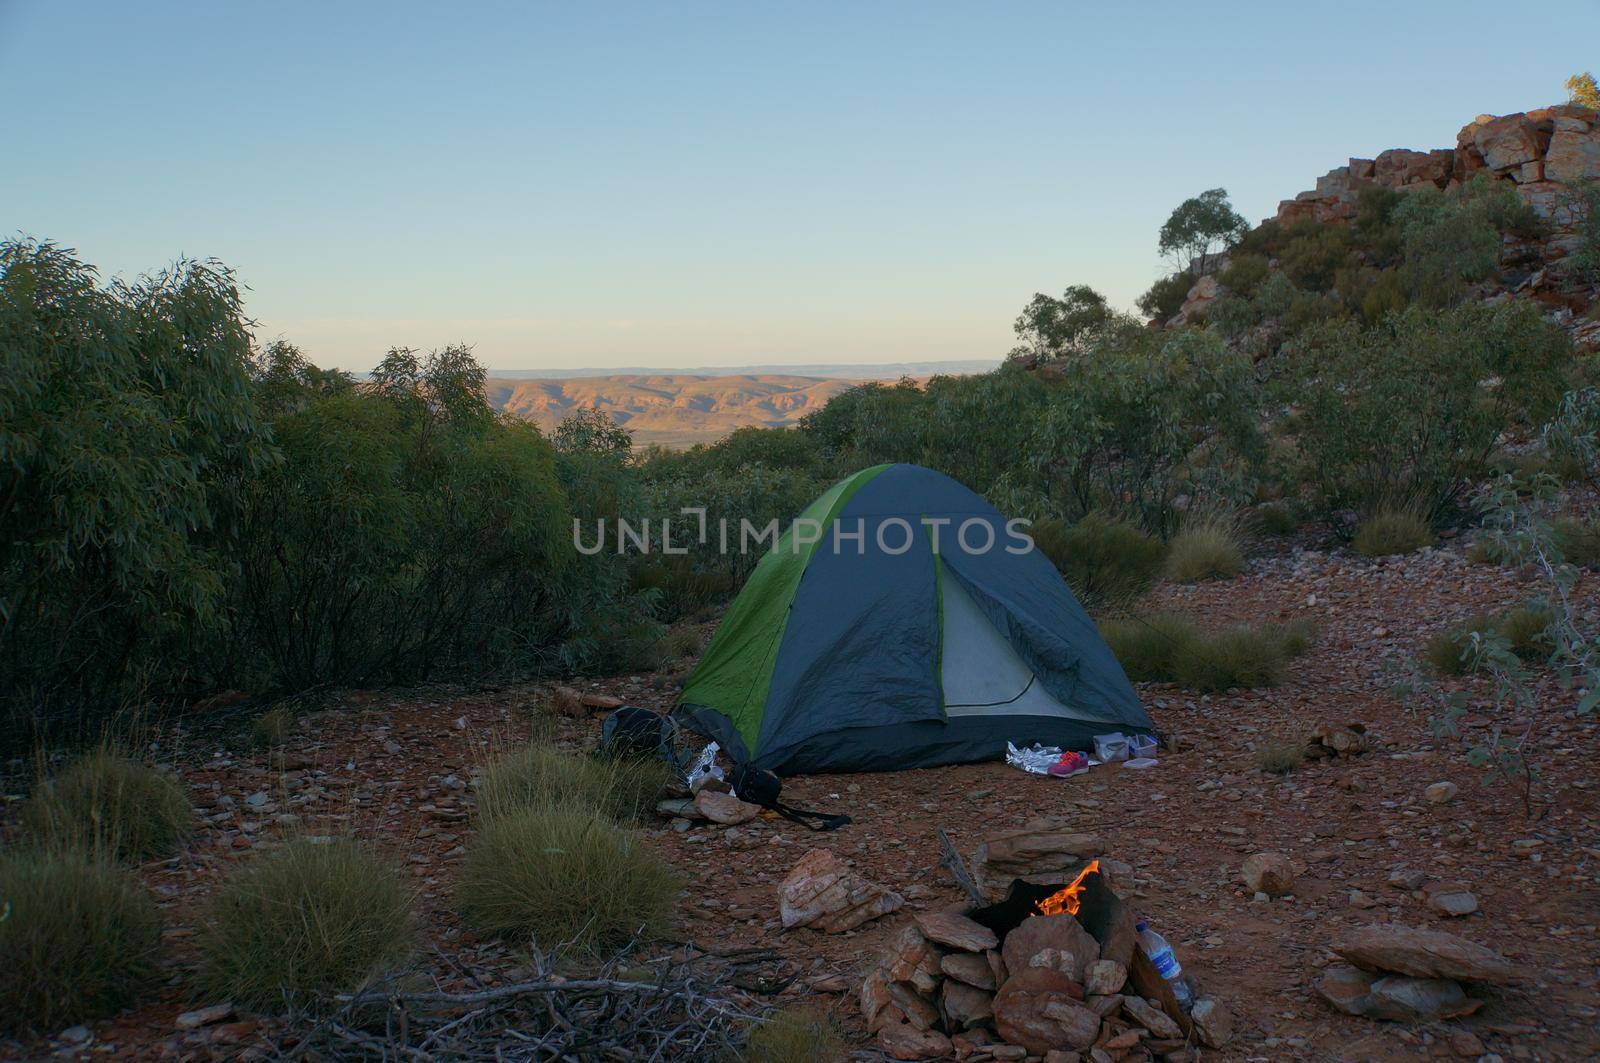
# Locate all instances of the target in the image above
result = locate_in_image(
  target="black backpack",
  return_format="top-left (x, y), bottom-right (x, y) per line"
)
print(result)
top-left (730, 764), bottom-right (851, 832)
top-left (599, 707), bottom-right (680, 765)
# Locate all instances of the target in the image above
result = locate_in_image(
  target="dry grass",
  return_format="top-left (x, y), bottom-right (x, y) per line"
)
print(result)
top-left (457, 803), bottom-right (680, 952)
top-left (1352, 509), bottom-right (1435, 557)
top-left (1165, 515), bottom-right (1245, 583)
top-left (24, 750), bottom-right (191, 863)
top-left (474, 742), bottom-right (672, 825)
top-left (0, 846), bottom-right (163, 1034)
top-left (1249, 502), bottom-right (1297, 536)
top-left (193, 838), bottom-right (414, 1010)
top-left (743, 1006), bottom-right (846, 1063)
top-left (1100, 613), bottom-right (1312, 692)
top-left (1555, 517), bottom-right (1600, 569)
top-left (1256, 739), bottom-right (1306, 775)
top-left (251, 706), bottom-right (295, 749)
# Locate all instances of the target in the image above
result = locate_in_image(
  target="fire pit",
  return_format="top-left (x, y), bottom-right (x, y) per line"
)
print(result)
top-left (861, 838), bottom-right (1231, 1059)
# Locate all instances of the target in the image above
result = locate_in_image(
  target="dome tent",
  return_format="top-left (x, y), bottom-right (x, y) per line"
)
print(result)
top-left (675, 463), bottom-right (1152, 775)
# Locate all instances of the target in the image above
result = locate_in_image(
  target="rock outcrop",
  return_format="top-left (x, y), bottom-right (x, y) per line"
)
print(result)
top-left (1276, 105), bottom-right (1599, 237)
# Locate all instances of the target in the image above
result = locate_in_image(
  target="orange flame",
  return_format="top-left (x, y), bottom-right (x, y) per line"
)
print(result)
top-left (1034, 859), bottom-right (1101, 918)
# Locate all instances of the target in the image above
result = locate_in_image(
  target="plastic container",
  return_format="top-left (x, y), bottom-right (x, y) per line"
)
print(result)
top-left (1093, 732), bottom-right (1130, 762)
top-left (1130, 734), bottom-right (1158, 759)
top-left (1136, 920), bottom-right (1194, 1008)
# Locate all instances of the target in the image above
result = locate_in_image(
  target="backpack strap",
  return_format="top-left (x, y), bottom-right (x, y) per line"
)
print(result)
top-left (730, 765), bottom-right (851, 832)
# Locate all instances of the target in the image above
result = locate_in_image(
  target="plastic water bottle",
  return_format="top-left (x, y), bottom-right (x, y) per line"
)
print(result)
top-left (1136, 920), bottom-right (1194, 1008)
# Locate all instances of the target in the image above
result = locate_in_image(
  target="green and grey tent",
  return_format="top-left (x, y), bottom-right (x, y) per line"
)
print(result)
top-left (675, 463), bottom-right (1152, 775)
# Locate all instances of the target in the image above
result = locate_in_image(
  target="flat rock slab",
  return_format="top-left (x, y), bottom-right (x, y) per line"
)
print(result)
top-left (940, 951), bottom-right (998, 990)
top-left (914, 910), bottom-right (998, 952)
top-left (876, 1020), bottom-right (952, 1061)
top-left (1334, 925), bottom-right (1515, 983)
top-left (1317, 963), bottom-right (1481, 1020)
top-left (1124, 995), bottom-right (1183, 1039)
top-left (693, 789), bottom-right (762, 825)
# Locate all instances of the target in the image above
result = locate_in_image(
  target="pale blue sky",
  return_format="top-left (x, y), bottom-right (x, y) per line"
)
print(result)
top-left (3, 2), bottom-right (1591, 370)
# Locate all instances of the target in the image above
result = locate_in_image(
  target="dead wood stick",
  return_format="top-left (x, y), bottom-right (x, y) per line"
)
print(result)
top-left (936, 826), bottom-right (985, 906)
top-left (336, 976), bottom-right (747, 1014)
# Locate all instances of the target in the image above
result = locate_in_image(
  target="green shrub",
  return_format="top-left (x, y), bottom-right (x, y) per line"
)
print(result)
top-left (1099, 613), bottom-right (1200, 681)
top-left (1426, 615), bottom-right (1495, 675)
top-left (1278, 220), bottom-right (1354, 293)
top-left (1032, 514), bottom-right (1165, 610)
top-left (1136, 271), bottom-right (1194, 322)
top-left (1218, 253), bottom-right (1271, 298)
top-left (1554, 517), bottom-right (1600, 568)
top-left (194, 838), bottom-right (414, 1010)
top-left (1100, 613), bottom-right (1308, 690)
top-left (1256, 739), bottom-right (1305, 775)
top-left (744, 1006), bottom-right (845, 1063)
top-left (458, 803), bottom-right (679, 952)
top-left (1282, 303), bottom-right (1570, 522)
top-left (474, 743), bottom-right (672, 824)
top-left (1165, 516), bottom-right (1245, 582)
top-left (0, 847), bottom-right (162, 1034)
top-left (1352, 509), bottom-right (1436, 557)
top-left (1249, 503), bottom-right (1297, 536)
top-left (1171, 626), bottom-right (1297, 692)
top-left (251, 706), bottom-right (295, 749)
top-left (1499, 606), bottom-right (1554, 661)
top-left (25, 751), bottom-right (191, 862)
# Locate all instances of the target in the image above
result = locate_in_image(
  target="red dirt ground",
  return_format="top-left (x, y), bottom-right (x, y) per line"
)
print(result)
top-left (5, 540), bottom-right (1599, 1061)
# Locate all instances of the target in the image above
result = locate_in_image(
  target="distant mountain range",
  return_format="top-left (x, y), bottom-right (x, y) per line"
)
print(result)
top-left (484, 360), bottom-right (997, 447)
top-left (485, 359), bottom-right (998, 380)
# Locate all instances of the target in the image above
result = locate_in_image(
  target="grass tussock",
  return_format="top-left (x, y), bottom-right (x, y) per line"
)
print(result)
top-left (1249, 502), bottom-right (1297, 537)
top-left (1554, 517), bottom-right (1600, 569)
top-left (24, 750), bottom-right (191, 863)
top-left (0, 847), bottom-right (163, 1034)
top-left (1165, 515), bottom-right (1245, 583)
top-left (1426, 606), bottom-right (1553, 675)
top-left (743, 1006), bottom-right (846, 1063)
top-left (1100, 613), bottom-right (1313, 692)
top-left (194, 838), bottom-right (414, 1010)
top-left (1352, 508), bottom-right (1435, 557)
top-left (251, 706), bottom-right (295, 749)
top-left (458, 803), bottom-right (679, 952)
top-left (1256, 739), bottom-right (1306, 775)
top-left (475, 742), bottom-right (672, 824)
top-left (1031, 513), bottom-right (1165, 610)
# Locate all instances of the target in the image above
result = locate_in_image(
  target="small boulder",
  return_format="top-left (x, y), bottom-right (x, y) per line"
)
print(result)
top-left (1002, 914), bottom-right (1100, 982)
top-left (1083, 958), bottom-right (1127, 996)
top-left (1190, 998), bottom-right (1233, 1047)
top-left (780, 848), bottom-right (903, 932)
top-left (993, 968), bottom-right (1100, 1054)
top-left (1241, 852), bottom-right (1301, 896)
top-left (1424, 781), bottom-right (1459, 804)
top-left (941, 979), bottom-right (995, 1029)
top-left (1425, 883), bottom-right (1479, 918)
top-left (693, 789), bottom-right (762, 825)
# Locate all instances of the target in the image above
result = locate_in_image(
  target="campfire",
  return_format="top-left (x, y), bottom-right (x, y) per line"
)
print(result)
top-left (1033, 858), bottom-right (1100, 918)
top-left (859, 824), bottom-right (1232, 1058)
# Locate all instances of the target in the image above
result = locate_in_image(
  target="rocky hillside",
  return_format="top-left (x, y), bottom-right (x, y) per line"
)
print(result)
top-left (1175, 104), bottom-right (1600, 349)
top-left (485, 373), bottom-right (862, 447)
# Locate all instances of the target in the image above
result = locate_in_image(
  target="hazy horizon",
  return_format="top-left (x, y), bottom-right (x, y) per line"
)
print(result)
top-left (4, 2), bottom-right (1591, 371)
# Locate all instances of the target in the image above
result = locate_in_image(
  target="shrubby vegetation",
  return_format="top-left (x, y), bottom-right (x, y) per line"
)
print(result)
top-left (194, 838), bottom-right (414, 1009)
top-left (0, 165), bottom-right (1585, 741)
top-left (24, 750), bottom-right (192, 862)
top-left (0, 846), bottom-right (163, 1033)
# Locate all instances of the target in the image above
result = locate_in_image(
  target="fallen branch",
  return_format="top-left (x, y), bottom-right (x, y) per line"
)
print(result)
top-left (936, 826), bottom-right (985, 906)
